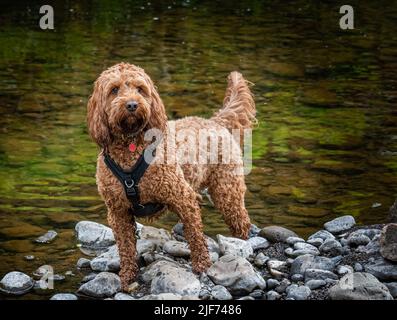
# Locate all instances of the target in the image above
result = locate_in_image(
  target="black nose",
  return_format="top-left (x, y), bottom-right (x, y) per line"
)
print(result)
top-left (126, 101), bottom-right (138, 112)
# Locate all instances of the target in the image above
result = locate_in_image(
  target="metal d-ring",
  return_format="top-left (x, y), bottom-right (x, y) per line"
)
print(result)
top-left (124, 179), bottom-right (135, 188)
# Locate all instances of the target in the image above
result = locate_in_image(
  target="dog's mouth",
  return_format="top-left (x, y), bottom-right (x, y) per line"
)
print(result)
top-left (119, 117), bottom-right (147, 135)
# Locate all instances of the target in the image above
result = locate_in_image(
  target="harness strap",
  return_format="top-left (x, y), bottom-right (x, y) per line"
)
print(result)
top-left (103, 152), bottom-right (164, 217)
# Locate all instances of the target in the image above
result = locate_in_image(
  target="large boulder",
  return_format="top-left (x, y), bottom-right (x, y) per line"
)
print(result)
top-left (380, 223), bottom-right (397, 262)
top-left (217, 235), bottom-right (253, 258)
top-left (77, 272), bottom-right (121, 298)
top-left (259, 226), bottom-right (298, 243)
top-left (75, 221), bottom-right (115, 249)
top-left (207, 255), bottom-right (266, 294)
top-left (329, 272), bottom-right (393, 300)
top-left (324, 215), bottom-right (356, 234)
top-left (0, 271), bottom-right (34, 295)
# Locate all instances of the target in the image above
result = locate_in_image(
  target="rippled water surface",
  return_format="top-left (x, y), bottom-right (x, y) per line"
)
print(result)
top-left (1, 0), bottom-right (397, 298)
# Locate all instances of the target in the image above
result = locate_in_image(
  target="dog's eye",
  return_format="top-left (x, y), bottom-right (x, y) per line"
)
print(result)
top-left (111, 87), bottom-right (119, 95)
top-left (137, 87), bottom-right (144, 95)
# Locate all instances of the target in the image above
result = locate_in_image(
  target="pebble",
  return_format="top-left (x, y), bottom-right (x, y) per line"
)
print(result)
top-left (267, 278), bottom-right (280, 290)
top-left (217, 235), bottom-right (253, 258)
top-left (50, 293), bottom-right (78, 300)
top-left (0, 271), bottom-right (34, 295)
top-left (308, 230), bottom-right (335, 242)
top-left (77, 257), bottom-right (91, 269)
top-left (36, 230), bottom-right (58, 244)
top-left (354, 262), bottom-right (363, 272)
top-left (275, 279), bottom-right (290, 294)
top-left (305, 268), bottom-right (338, 282)
top-left (336, 265), bottom-right (354, 276)
top-left (347, 233), bottom-right (371, 247)
top-left (266, 290), bottom-right (281, 300)
top-left (291, 274), bottom-right (304, 282)
top-left (286, 236), bottom-right (305, 245)
top-left (163, 240), bottom-right (191, 257)
top-left (247, 236), bottom-right (270, 250)
top-left (210, 285), bottom-right (232, 300)
top-left (254, 252), bottom-right (269, 267)
top-left (286, 284), bottom-right (311, 300)
top-left (77, 272), bottom-right (121, 298)
top-left (306, 279), bottom-right (326, 290)
top-left (319, 239), bottom-right (342, 255)
top-left (114, 293), bottom-right (135, 300)
top-left (324, 215), bottom-right (356, 234)
top-left (307, 238), bottom-right (323, 247)
top-left (259, 226), bottom-right (298, 243)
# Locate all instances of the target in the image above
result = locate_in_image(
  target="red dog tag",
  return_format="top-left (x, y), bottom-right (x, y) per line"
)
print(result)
top-left (129, 143), bottom-right (137, 152)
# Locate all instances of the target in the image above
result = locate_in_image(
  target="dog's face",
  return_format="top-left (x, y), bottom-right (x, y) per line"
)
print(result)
top-left (87, 63), bottom-right (167, 148)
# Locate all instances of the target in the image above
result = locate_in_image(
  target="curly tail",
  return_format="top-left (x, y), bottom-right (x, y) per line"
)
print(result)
top-left (212, 71), bottom-right (256, 133)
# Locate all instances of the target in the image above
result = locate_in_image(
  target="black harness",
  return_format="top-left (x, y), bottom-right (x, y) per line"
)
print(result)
top-left (103, 151), bottom-right (165, 217)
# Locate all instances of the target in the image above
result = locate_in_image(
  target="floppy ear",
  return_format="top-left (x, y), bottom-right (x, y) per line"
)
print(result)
top-left (146, 77), bottom-right (167, 133)
top-left (87, 80), bottom-right (112, 148)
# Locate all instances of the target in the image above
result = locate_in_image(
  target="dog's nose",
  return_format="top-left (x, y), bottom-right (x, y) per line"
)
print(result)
top-left (126, 101), bottom-right (138, 112)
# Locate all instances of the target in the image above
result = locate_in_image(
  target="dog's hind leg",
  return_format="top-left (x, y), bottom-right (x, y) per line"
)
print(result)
top-left (208, 170), bottom-right (251, 239)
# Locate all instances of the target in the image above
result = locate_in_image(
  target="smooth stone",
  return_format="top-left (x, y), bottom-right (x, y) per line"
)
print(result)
top-left (206, 236), bottom-right (220, 254)
top-left (82, 273), bottom-right (97, 283)
top-left (347, 233), bottom-right (371, 247)
top-left (50, 293), bottom-right (78, 300)
top-left (294, 242), bottom-right (318, 251)
top-left (380, 223), bottom-right (397, 262)
top-left (90, 245), bottom-right (120, 272)
top-left (304, 268), bottom-right (338, 282)
top-left (291, 254), bottom-right (338, 275)
top-left (306, 279), bottom-right (326, 290)
top-left (329, 272), bottom-right (393, 300)
top-left (364, 258), bottom-right (397, 281)
top-left (249, 289), bottom-right (264, 299)
top-left (163, 240), bottom-right (190, 257)
top-left (0, 271), bottom-right (34, 295)
top-left (199, 289), bottom-right (211, 300)
top-left (141, 260), bottom-right (180, 283)
top-left (217, 235), bottom-right (253, 258)
top-left (354, 263), bottom-right (363, 272)
top-left (286, 284), bottom-right (311, 300)
top-left (286, 237), bottom-right (305, 245)
top-left (210, 285), bottom-right (232, 300)
top-left (308, 230), bottom-right (335, 242)
top-left (356, 239), bottom-right (381, 255)
top-left (36, 230), bottom-right (58, 244)
top-left (75, 221), bottom-right (115, 249)
top-left (336, 265), bottom-right (354, 276)
top-left (307, 238), bottom-right (324, 247)
top-left (291, 274), bottom-right (304, 282)
top-left (77, 258), bottom-right (91, 269)
top-left (275, 279), bottom-right (290, 294)
top-left (139, 293), bottom-right (184, 300)
top-left (207, 255), bottom-right (266, 294)
top-left (237, 296), bottom-right (255, 300)
top-left (114, 293), bottom-right (135, 300)
top-left (247, 237), bottom-right (270, 250)
top-left (150, 263), bottom-right (201, 297)
top-left (267, 278), bottom-right (280, 290)
top-left (249, 224), bottom-right (261, 237)
top-left (267, 259), bottom-right (287, 271)
top-left (77, 272), bottom-right (121, 298)
top-left (384, 282), bottom-right (397, 298)
top-left (319, 239), bottom-right (342, 255)
top-left (324, 215), bottom-right (356, 234)
top-left (254, 252), bottom-right (269, 267)
top-left (259, 226), bottom-right (298, 243)
top-left (266, 290), bottom-right (281, 300)
top-left (140, 226), bottom-right (172, 248)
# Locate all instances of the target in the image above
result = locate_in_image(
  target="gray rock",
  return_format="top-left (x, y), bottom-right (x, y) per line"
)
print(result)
top-left (207, 255), bottom-right (266, 294)
top-left (140, 226), bottom-right (172, 248)
top-left (90, 245), bottom-right (120, 272)
top-left (308, 230), bottom-right (335, 242)
top-left (217, 235), bottom-right (253, 258)
top-left (114, 293), bottom-right (135, 300)
top-left (82, 273), bottom-right (97, 283)
top-left (77, 258), bottom-right (91, 269)
top-left (172, 223), bottom-right (184, 237)
top-left (347, 233), bottom-right (371, 247)
top-left (307, 238), bottom-right (324, 247)
top-left (294, 242), bottom-right (318, 251)
top-left (249, 289), bottom-right (264, 299)
top-left (206, 236), bottom-right (220, 254)
top-left (150, 263), bottom-right (201, 297)
top-left (137, 239), bottom-right (157, 256)
top-left (77, 272), bottom-right (121, 298)
top-left (329, 272), bottom-right (393, 300)
top-left (275, 279), bottom-right (291, 294)
top-left (249, 224), bottom-right (261, 237)
top-left (142, 260), bottom-right (179, 283)
top-left (75, 221), bottom-right (115, 249)
top-left (380, 223), bottom-right (397, 262)
top-left (266, 290), bottom-right (281, 300)
top-left (139, 293), bottom-right (184, 300)
top-left (50, 293), bottom-right (78, 300)
top-left (254, 252), bottom-right (269, 267)
top-left (305, 268), bottom-right (338, 282)
top-left (291, 274), bottom-right (304, 282)
top-left (324, 215), bottom-right (356, 234)
top-left (36, 230), bottom-right (58, 244)
top-left (364, 258), bottom-right (397, 281)
top-left (238, 296), bottom-right (255, 300)
top-left (259, 226), bottom-right (298, 243)
top-left (354, 263), bottom-right (363, 272)
top-left (247, 237), bottom-right (270, 250)
top-left (199, 289), bottom-right (211, 300)
top-left (319, 239), bottom-right (342, 255)
top-left (0, 271), bottom-right (34, 295)
top-left (267, 278), bottom-right (280, 290)
top-left (286, 284), bottom-right (311, 300)
top-left (336, 265), bottom-right (354, 276)
top-left (291, 254), bottom-right (338, 275)
top-left (286, 237), bottom-right (305, 245)
top-left (356, 238), bottom-right (380, 255)
top-left (163, 240), bottom-right (190, 257)
top-left (306, 279), bottom-right (326, 290)
top-left (384, 282), bottom-right (397, 298)
top-left (210, 285), bottom-right (232, 300)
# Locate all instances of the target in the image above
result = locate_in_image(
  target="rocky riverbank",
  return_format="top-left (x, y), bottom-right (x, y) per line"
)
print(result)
top-left (1, 216), bottom-right (396, 300)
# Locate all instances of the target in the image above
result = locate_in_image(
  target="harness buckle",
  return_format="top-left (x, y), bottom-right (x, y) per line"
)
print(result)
top-left (124, 179), bottom-right (135, 188)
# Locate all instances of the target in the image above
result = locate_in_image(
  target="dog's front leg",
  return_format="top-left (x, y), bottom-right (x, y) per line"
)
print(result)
top-left (107, 206), bottom-right (138, 292)
top-left (168, 189), bottom-right (212, 273)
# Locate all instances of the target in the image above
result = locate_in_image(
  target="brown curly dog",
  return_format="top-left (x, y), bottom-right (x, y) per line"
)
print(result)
top-left (87, 63), bottom-right (256, 291)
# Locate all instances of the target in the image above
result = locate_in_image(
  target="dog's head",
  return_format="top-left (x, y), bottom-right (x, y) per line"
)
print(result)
top-left (87, 63), bottom-right (167, 148)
